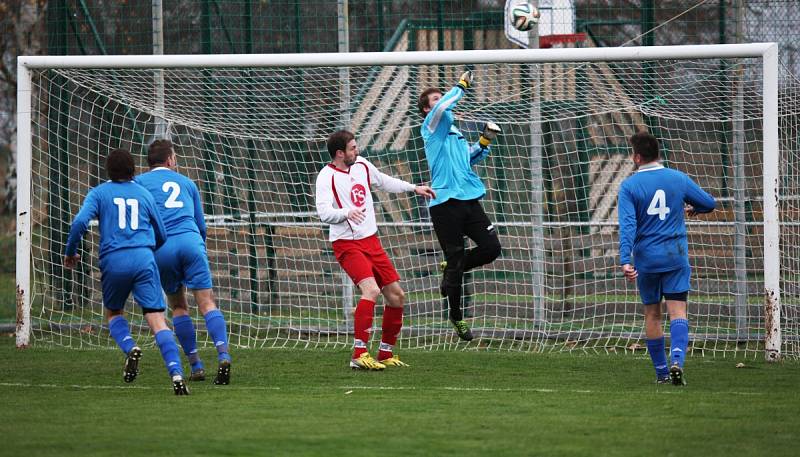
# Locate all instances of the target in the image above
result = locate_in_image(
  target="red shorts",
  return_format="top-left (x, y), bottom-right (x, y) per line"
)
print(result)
top-left (332, 234), bottom-right (400, 289)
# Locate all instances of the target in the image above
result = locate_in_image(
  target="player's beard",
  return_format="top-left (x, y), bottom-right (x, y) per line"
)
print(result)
top-left (344, 156), bottom-right (357, 167)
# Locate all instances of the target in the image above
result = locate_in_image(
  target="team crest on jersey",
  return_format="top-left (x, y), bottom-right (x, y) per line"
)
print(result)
top-left (350, 184), bottom-right (366, 207)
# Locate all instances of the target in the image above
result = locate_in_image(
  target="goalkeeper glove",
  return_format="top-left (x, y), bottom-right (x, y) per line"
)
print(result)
top-left (457, 70), bottom-right (472, 90)
top-left (479, 121), bottom-right (501, 148)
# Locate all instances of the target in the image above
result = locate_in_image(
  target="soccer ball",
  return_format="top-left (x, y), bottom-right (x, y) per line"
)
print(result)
top-left (511, 3), bottom-right (540, 32)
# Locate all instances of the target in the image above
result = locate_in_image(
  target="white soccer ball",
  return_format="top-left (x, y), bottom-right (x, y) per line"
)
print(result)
top-left (511, 2), bottom-right (540, 32)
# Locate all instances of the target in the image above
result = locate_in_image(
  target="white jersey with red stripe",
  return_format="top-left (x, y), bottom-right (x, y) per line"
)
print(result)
top-left (315, 156), bottom-right (416, 242)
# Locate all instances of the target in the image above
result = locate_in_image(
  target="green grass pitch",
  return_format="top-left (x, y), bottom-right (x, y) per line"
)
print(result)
top-left (1, 338), bottom-right (798, 457)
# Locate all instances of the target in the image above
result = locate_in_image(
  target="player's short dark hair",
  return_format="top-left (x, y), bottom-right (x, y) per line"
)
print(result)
top-left (418, 88), bottom-right (442, 117)
top-left (326, 130), bottom-right (355, 159)
top-left (629, 131), bottom-right (660, 162)
top-left (106, 149), bottom-right (135, 182)
top-left (148, 139), bottom-right (174, 167)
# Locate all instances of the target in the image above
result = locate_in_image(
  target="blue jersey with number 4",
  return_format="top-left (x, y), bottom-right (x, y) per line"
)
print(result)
top-left (618, 163), bottom-right (716, 273)
top-left (65, 181), bottom-right (167, 259)
top-left (135, 168), bottom-right (207, 240)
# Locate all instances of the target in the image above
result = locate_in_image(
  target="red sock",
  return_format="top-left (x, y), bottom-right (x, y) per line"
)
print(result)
top-left (352, 298), bottom-right (376, 359)
top-left (378, 306), bottom-right (403, 360)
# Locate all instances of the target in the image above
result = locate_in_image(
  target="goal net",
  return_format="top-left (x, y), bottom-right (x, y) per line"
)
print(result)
top-left (17, 45), bottom-right (798, 359)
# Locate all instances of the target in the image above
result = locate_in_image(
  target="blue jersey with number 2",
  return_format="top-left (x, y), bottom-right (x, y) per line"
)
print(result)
top-left (65, 181), bottom-right (167, 259)
top-left (618, 164), bottom-right (716, 273)
top-left (135, 168), bottom-right (207, 240)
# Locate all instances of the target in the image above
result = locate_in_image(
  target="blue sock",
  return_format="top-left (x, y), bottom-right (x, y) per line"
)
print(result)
top-left (204, 309), bottom-right (231, 362)
top-left (173, 315), bottom-right (203, 371)
top-left (109, 316), bottom-right (136, 355)
top-left (670, 318), bottom-right (690, 368)
top-left (154, 329), bottom-right (183, 377)
top-left (646, 337), bottom-right (669, 378)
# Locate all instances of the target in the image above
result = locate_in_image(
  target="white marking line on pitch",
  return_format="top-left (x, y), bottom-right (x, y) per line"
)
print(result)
top-left (0, 382), bottom-right (281, 391)
top-left (338, 385), bottom-right (765, 396)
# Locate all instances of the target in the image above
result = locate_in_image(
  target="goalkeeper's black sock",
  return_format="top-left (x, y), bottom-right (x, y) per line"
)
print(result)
top-left (447, 288), bottom-right (463, 322)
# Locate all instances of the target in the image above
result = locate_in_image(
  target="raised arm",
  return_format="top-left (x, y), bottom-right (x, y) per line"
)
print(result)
top-left (424, 72), bottom-right (471, 137)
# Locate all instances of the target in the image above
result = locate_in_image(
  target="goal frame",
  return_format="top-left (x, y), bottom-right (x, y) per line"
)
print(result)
top-left (16, 43), bottom-right (781, 359)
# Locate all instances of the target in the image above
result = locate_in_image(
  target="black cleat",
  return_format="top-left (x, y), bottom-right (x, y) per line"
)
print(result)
top-left (656, 376), bottom-right (671, 385)
top-left (172, 375), bottom-right (190, 395)
top-left (189, 368), bottom-right (206, 382)
top-left (450, 319), bottom-right (474, 341)
top-left (669, 363), bottom-right (686, 386)
top-left (123, 347), bottom-right (142, 383)
top-left (213, 360), bottom-right (231, 385)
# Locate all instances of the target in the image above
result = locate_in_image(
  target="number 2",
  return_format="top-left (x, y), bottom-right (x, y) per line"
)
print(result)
top-left (162, 181), bottom-right (184, 208)
top-left (647, 189), bottom-right (670, 221)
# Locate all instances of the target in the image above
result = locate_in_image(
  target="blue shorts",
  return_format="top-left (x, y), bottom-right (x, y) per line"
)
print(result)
top-left (636, 265), bottom-right (691, 305)
top-left (100, 248), bottom-right (166, 311)
top-left (154, 231), bottom-right (213, 294)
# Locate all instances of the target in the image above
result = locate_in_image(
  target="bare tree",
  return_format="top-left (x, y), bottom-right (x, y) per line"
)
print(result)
top-left (1, 0), bottom-right (45, 216)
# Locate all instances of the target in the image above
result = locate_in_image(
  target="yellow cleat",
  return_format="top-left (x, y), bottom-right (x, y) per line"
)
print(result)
top-left (378, 356), bottom-right (409, 367)
top-left (350, 353), bottom-right (386, 371)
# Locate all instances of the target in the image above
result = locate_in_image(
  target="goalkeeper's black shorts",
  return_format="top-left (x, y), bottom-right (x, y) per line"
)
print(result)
top-left (429, 198), bottom-right (501, 271)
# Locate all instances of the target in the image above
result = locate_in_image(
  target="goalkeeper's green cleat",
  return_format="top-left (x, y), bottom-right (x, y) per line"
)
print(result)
top-left (189, 368), bottom-right (206, 382)
top-left (213, 360), bottom-right (231, 385)
top-left (350, 353), bottom-right (386, 371)
top-left (123, 347), bottom-right (142, 383)
top-left (450, 319), bottom-right (474, 341)
top-left (669, 363), bottom-right (686, 386)
top-left (378, 355), bottom-right (410, 368)
top-left (172, 375), bottom-right (190, 395)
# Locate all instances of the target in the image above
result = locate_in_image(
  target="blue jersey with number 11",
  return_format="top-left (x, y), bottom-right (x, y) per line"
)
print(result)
top-left (135, 168), bottom-right (207, 240)
top-left (65, 181), bottom-right (166, 259)
top-left (618, 163), bottom-right (716, 273)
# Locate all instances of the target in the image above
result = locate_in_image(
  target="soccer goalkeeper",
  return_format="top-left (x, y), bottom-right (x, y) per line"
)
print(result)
top-left (418, 70), bottom-right (502, 341)
top-left (618, 131), bottom-right (716, 386)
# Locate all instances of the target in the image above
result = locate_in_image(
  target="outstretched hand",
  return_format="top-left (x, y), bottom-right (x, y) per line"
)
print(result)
top-left (457, 70), bottom-right (472, 90)
top-left (414, 185), bottom-right (436, 199)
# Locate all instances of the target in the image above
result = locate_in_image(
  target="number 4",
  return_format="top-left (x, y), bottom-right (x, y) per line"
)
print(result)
top-left (647, 189), bottom-right (670, 221)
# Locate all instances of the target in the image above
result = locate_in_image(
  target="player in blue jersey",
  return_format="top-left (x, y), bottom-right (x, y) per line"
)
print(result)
top-left (418, 70), bottom-right (502, 341)
top-left (618, 131), bottom-right (716, 386)
top-left (136, 139), bottom-right (231, 385)
top-left (64, 149), bottom-right (189, 395)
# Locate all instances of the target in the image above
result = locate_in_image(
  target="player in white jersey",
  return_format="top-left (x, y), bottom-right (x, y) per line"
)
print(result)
top-left (315, 130), bottom-right (435, 370)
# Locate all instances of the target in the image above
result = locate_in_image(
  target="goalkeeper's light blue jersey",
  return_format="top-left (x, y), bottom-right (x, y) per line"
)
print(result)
top-left (618, 163), bottom-right (716, 273)
top-left (421, 86), bottom-right (491, 207)
top-left (135, 168), bottom-right (207, 241)
top-left (65, 181), bottom-right (167, 259)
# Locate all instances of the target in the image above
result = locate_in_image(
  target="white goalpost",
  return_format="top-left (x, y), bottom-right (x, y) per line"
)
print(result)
top-left (16, 43), bottom-right (791, 360)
